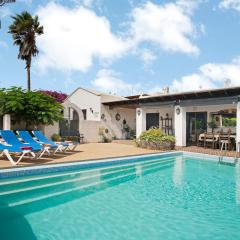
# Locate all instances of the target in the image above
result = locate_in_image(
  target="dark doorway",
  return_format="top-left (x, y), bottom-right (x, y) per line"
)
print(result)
top-left (59, 109), bottom-right (79, 137)
top-left (146, 113), bottom-right (159, 130)
top-left (186, 112), bottom-right (207, 145)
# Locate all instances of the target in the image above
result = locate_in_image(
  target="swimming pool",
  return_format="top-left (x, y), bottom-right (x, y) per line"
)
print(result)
top-left (0, 152), bottom-right (240, 240)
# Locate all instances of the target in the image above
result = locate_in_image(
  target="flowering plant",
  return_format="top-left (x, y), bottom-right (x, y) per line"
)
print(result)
top-left (38, 90), bottom-right (67, 103)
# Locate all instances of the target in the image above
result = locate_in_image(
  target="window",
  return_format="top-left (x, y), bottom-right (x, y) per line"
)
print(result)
top-left (82, 109), bottom-right (87, 120)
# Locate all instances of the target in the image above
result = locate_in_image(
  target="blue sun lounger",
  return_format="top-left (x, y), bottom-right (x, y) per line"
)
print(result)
top-left (0, 130), bottom-right (42, 152)
top-left (0, 130), bottom-right (49, 160)
top-left (17, 131), bottom-right (52, 158)
top-left (32, 130), bottom-right (67, 153)
top-left (0, 142), bottom-right (34, 165)
top-left (32, 130), bottom-right (78, 152)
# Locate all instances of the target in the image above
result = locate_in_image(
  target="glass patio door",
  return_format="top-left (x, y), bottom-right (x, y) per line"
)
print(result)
top-left (186, 112), bottom-right (207, 145)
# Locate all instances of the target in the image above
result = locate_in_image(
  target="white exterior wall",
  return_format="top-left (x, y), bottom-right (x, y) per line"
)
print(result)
top-left (43, 122), bottom-right (59, 138)
top-left (145, 107), bottom-right (174, 124)
top-left (135, 103), bottom-right (236, 147)
top-left (48, 86), bottom-right (239, 145)
top-left (102, 105), bottom-right (136, 139)
top-left (79, 120), bottom-right (101, 142)
top-left (66, 89), bottom-right (101, 121)
top-left (136, 107), bottom-right (174, 138)
top-left (61, 88), bottom-right (134, 142)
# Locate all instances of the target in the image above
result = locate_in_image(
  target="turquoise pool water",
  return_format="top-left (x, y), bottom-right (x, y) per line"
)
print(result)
top-left (0, 154), bottom-right (240, 240)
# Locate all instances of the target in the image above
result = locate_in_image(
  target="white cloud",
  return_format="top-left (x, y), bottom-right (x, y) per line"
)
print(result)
top-left (18, 0), bottom-right (32, 4)
top-left (171, 57), bottom-right (240, 92)
top-left (36, 2), bottom-right (129, 73)
top-left (130, 1), bottom-right (199, 55)
top-left (91, 69), bottom-right (134, 95)
top-left (139, 48), bottom-right (156, 64)
top-left (0, 7), bottom-right (12, 18)
top-left (147, 85), bottom-right (163, 93)
top-left (82, 0), bottom-right (93, 7)
top-left (35, 1), bottom-right (203, 73)
top-left (71, 0), bottom-right (94, 7)
top-left (176, 0), bottom-right (200, 15)
top-left (172, 73), bottom-right (215, 92)
top-left (219, 0), bottom-right (240, 11)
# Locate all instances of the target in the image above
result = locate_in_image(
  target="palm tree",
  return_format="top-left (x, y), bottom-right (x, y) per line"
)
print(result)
top-left (8, 11), bottom-right (43, 91)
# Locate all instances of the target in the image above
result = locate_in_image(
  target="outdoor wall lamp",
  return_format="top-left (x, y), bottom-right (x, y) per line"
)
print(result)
top-left (137, 109), bottom-right (141, 116)
top-left (176, 107), bottom-right (181, 115)
top-left (115, 113), bottom-right (121, 121)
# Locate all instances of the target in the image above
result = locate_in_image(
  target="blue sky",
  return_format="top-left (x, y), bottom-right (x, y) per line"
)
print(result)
top-left (1, 0), bottom-right (240, 95)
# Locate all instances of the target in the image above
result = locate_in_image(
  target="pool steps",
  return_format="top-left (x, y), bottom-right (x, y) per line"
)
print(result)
top-left (0, 157), bottom-right (175, 196)
top-left (0, 155), bottom-right (176, 186)
top-left (0, 157), bottom-right (177, 207)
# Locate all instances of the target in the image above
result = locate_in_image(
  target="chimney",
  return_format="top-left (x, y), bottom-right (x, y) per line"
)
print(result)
top-left (162, 86), bottom-right (169, 94)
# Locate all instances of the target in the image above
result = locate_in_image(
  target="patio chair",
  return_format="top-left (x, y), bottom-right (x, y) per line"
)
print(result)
top-left (0, 130), bottom-right (42, 153)
top-left (204, 133), bottom-right (218, 149)
top-left (32, 131), bottom-right (78, 152)
top-left (0, 142), bottom-right (34, 165)
top-left (197, 133), bottom-right (205, 147)
top-left (17, 131), bottom-right (52, 158)
top-left (219, 133), bottom-right (231, 151)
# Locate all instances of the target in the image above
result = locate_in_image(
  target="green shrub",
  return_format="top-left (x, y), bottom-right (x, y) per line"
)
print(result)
top-left (208, 118), bottom-right (217, 132)
top-left (137, 128), bottom-right (175, 150)
top-left (51, 133), bottom-right (62, 142)
top-left (51, 134), bottom-right (80, 142)
top-left (0, 87), bottom-right (63, 128)
top-left (61, 136), bottom-right (79, 142)
top-left (222, 117), bottom-right (236, 127)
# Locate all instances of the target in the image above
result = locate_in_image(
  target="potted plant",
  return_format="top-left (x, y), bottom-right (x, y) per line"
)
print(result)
top-left (98, 127), bottom-right (112, 143)
top-left (208, 118), bottom-right (217, 133)
top-left (135, 128), bottom-right (175, 150)
top-left (122, 122), bottom-right (130, 139)
top-left (98, 127), bottom-right (105, 143)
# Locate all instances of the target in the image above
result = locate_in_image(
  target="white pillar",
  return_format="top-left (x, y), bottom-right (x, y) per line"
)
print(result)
top-left (3, 114), bottom-right (11, 130)
top-left (136, 108), bottom-right (146, 138)
top-left (236, 102), bottom-right (240, 147)
top-left (174, 106), bottom-right (186, 147)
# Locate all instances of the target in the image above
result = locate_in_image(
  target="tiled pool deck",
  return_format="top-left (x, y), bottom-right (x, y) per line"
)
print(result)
top-left (0, 142), bottom-right (237, 169)
top-left (0, 143), bottom-right (162, 169)
top-left (176, 145), bottom-right (237, 158)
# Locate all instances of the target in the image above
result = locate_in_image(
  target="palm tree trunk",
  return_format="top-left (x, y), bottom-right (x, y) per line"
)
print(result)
top-left (27, 66), bottom-right (31, 91)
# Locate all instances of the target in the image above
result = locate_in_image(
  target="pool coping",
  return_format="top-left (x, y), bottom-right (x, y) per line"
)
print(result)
top-left (0, 151), bottom-right (181, 179)
top-left (0, 151), bottom-right (237, 179)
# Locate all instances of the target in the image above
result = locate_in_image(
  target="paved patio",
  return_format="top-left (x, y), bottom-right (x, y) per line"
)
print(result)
top-left (176, 145), bottom-right (237, 158)
top-left (0, 142), bottom-right (237, 169)
top-left (0, 143), bottom-right (162, 169)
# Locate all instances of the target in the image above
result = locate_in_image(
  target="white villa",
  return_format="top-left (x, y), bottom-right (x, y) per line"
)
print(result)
top-left (57, 86), bottom-right (240, 148)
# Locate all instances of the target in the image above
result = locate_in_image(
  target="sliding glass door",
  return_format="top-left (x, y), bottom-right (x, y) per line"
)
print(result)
top-left (186, 112), bottom-right (207, 145)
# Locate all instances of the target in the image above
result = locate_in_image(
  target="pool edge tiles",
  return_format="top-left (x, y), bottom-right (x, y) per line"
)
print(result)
top-left (0, 151), bottom-right (182, 179)
top-left (182, 151), bottom-right (237, 164)
top-left (0, 151), bottom-right (237, 179)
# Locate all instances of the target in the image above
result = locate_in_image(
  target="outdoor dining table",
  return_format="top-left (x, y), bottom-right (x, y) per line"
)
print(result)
top-left (198, 133), bottom-right (236, 150)
top-left (198, 133), bottom-right (236, 141)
